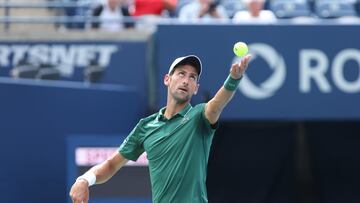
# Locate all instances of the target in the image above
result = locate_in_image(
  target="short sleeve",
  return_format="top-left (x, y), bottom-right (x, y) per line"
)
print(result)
top-left (198, 103), bottom-right (219, 132)
top-left (118, 122), bottom-right (145, 161)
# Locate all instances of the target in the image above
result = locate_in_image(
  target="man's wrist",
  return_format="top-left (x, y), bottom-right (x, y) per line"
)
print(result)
top-left (76, 171), bottom-right (96, 186)
top-left (223, 74), bottom-right (242, 91)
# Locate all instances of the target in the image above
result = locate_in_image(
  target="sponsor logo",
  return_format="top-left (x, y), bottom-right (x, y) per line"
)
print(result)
top-left (0, 44), bottom-right (118, 76)
top-left (234, 43), bottom-right (286, 100)
top-left (232, 44), bottom-right (360, 100)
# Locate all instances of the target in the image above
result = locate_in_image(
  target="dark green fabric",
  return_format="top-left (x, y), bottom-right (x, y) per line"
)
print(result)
top-left (119, 103), bottom-right (216, 203)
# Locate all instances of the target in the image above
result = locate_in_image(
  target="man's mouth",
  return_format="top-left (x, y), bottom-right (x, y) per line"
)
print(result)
top-left (178, 87), bottom-right (188, 92)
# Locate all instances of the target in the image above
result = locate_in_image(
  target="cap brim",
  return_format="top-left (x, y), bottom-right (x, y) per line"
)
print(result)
top-left (169, 55), bottom-right (202, 79)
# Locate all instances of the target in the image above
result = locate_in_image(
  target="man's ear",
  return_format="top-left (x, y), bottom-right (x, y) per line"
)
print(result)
top-left (164, 74), bottom-right (170, 86)
top-left (194, 83), bottom-right (200, 95)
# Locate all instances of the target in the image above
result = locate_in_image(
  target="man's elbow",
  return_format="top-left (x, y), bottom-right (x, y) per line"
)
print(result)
top-left (205, 109), bottom-right (220, 124)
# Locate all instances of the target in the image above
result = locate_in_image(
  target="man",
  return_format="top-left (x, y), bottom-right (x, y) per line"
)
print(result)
top-left (179, 0), bottom-right (229, 23)
top-left (132, 0), bottom-right (177, 16)
top-left (233, 0), bottom-right (277, 24)
top-left (91, 0), bottom-right (133, 32)
top-left (69, 54), bottom-right (251, 203)
top-left (130, 0), bottom-right (177, 31)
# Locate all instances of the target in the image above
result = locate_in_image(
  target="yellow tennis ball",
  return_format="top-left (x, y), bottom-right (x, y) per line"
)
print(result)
top-left (233, 42), bottom-right (248, 57)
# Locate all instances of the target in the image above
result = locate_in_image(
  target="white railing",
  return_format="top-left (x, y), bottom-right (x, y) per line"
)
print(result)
top-left (1, 1), bottom-right (359, 31)
top-left (0, 1), bottom-right (95, 30)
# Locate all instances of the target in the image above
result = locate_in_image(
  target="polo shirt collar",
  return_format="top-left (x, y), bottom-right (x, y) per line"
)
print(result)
top-left (157, 103), bottom-right (192, 121)
top-left (178, 103), bottom-right (192, 117)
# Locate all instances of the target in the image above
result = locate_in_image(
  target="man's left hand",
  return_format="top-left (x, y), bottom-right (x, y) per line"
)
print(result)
top-left (229, 54), bottom-right (251, 79)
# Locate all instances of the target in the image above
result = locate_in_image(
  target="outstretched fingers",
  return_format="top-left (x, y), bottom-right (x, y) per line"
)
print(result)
top-left (230, 54), bottom-right (252, 79)
top-left (240, 54), bottom-right (252, 75)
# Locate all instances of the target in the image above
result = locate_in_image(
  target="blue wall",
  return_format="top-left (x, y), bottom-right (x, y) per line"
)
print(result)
top-left (0, 78), bottom-right (140, 203)
top-left (155, 24), bottom-right (360, 120)
top-left (0, 40), bottom-right (149, 115)
top-left (0, 23), bottom-right (359, 203)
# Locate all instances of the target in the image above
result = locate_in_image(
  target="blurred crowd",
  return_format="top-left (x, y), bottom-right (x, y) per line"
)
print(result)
top-left (58, 0), bottom-right (360, 32)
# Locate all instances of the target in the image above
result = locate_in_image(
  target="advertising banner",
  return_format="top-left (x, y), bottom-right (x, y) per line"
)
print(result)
top-left (155, 24), bottom-right (360, 120)
top-left (0, 41), bottom-right (148, 108)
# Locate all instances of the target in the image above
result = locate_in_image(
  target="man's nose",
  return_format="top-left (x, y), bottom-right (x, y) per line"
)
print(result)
top-left (182, 77), bottom-right (190, 85)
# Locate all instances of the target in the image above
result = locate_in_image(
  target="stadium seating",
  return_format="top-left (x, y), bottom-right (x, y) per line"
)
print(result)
top-left (174, 0), bottom-right (193, 16)
top-left (84, 64), bottom-right (105, 83)
top-left (221, 0), bottom-right (245, 18)
top-left (36, 67), bottom-right (61, 80)
top-left (270, 0), bottom-right (311, 18)
top-left (10, 65), bottom-right (39, 79)
top-left (315, 0), bottom-right (357, 18)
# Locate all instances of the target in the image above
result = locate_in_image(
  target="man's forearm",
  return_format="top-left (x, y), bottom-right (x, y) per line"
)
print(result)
top-left (78, 152), bottom-right (128, 185)
top-left (205, 54), bottom-right (251, 123)
top-left (205, 84), bottom-right (237, 124)
top-left (208, 86), bottom-right (235, 113)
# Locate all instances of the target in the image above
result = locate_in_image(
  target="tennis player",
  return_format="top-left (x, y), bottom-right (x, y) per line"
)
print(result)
top-left (69, 54), bottom-right (251, 203)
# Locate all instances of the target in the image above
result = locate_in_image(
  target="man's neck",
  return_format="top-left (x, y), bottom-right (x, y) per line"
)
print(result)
top-left (164, 101), bottom-right (189, 119)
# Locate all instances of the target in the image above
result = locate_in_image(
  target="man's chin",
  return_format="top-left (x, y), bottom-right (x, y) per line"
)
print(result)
top-left (174, 96), bottom-right (191, 104)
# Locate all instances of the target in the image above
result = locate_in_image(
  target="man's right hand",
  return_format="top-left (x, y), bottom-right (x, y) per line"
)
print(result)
top-left (69, 179), bottom-right (90, 203)
top-left (69, 152), bottom-right (128, 202)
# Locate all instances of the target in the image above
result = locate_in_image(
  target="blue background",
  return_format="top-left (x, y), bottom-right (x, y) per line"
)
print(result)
top-left (155, 24), bottom-right (360, 120)
top-left (0, 24), bottom-right (359, 203)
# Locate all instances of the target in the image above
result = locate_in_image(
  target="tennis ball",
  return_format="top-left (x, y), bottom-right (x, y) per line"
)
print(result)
top-left (233, 42), bottom-right (248, 57)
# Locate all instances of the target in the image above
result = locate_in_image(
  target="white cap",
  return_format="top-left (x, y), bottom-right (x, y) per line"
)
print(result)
top-left (168, 55), bottom-right (202, 80)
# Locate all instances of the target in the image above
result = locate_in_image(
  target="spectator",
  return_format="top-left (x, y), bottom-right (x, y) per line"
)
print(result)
top-left (178, 0), bottom-right (229, 23)
top-left (129, 0), bottom-right (177, 31)
top-left (233, 0), bottom-right (277, 24)
top-left (91, 0), bottom-right (134, 32)
top-left (131, 0), bottom-right (177, 16)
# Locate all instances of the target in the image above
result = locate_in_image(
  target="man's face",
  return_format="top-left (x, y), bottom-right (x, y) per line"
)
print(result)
top-left (248, 0), bottom-right (264, 15)
top-left (199, 0), bottom-right (212, 5)
top-left (164, 64), bottom-right (199, 104)
top-left (108, 0), bottom-right (121, 10)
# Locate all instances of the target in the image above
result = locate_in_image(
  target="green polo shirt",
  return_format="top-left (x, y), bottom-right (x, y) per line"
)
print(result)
top-left (119, 103), bottom-right (217, 203)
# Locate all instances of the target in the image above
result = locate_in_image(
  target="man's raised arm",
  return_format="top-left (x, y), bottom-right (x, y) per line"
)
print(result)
top-left (205, 55), bottom-right (251, 124)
